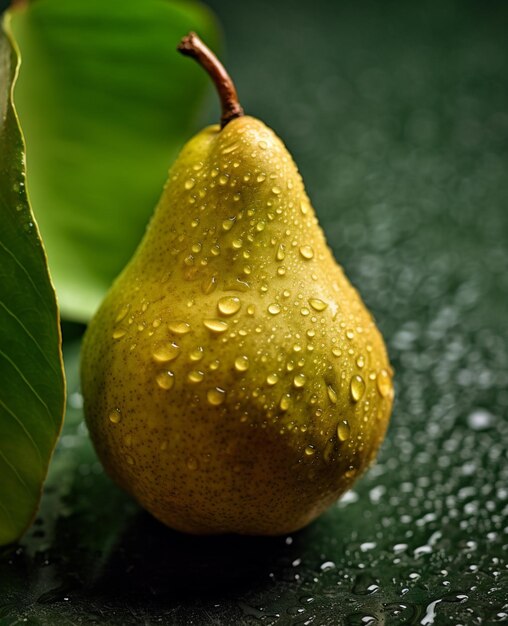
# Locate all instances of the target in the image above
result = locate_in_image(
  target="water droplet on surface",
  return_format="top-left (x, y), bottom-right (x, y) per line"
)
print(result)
top-left (356, 355), bottom-right (365, 368)
top-left (207, 387), bottom-right (226, 406)
top-left (293, 373), bottom-right (306, 388)
top-left (168, 321), bottom-right (191, 335)
top-left (268, 303), bottom-right (281, 315)
top-left (467, 408), bottom-right (494, 430)
top-left (190, 346), bottom-right (204, 361)
top-left (320, 561), bottom-right (335, 572)
top-left (109, 409), bottom-right (122, 424)
top-left (299, 245), bottom-right (314, 259)
top-left (327, 385), bottom-right (338, 404)
top-left (272, 186), bottom-right (281, 195)
top-left (234, 355), bottom-right (249, 372)
top-left (346, 329), bottom-right (355, 340)
top-left (267, 373), bottom-right (279, 385)
top-left (115, 306), bottom-right (130, 323)
top-left (376, 369), bottom-right (391, 397)
top-left (280, 393), bottom-right (291, 411)
top-left (156, 370), bottom-right (175, 390)
top-left (188, 370), bottom-right (204, 383)
top-left (153, 342), bottom-right (180, 363)
top-left (218, 296), bottom-right (241, 316)
top-left (309, 298), bottom-right (327, 311)
top-left (337, 420), bottom-right (351, 441)
top-left (276, 244), bottom-right (286, 261)
top-left (222, 218), bottom-right (235, 231)
top-left (222, 143), bottom-right (238, 155)
top-left (184, 179), bottom-right (195, 190)
top-left (112, 328), bottom-right (127, 340)
top-left (350, 375), bottom-right (366, 402)
top-left (203, 319), bottom-right (229, 333)
top-left (305, 445), bottom-right (316, 456)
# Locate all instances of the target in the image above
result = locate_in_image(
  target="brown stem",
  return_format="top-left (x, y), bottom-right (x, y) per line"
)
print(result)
top-left (178, 32), bottom-right (244, 129)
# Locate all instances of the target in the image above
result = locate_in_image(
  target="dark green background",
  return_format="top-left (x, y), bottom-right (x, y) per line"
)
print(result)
top-left (1, 0), bottom-right (507, 623)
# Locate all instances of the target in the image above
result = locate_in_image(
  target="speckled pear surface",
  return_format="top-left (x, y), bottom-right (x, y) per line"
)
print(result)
top-left (81, 115), bottom-right (394, 535)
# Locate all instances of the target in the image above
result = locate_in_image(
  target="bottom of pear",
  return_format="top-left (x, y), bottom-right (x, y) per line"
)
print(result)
top-left (140, 497), bottom-right (328, 537)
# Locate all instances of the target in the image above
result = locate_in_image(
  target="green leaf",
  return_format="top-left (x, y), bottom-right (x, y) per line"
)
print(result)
top-left (9, 0), bottom-right (219, 321)
top-left (0, 13), bottom-right (65, 547)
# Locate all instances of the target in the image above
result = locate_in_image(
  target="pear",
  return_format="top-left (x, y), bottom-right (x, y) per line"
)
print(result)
top-left (81, 33), bottom-right (394, 536)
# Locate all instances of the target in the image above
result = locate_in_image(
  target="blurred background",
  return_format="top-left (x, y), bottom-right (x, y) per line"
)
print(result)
top-left (1, 0), bottom-right (507, 623)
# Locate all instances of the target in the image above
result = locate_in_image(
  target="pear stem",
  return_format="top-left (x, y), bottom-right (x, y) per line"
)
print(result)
top-left (178, 32), bottom-right (244, 129)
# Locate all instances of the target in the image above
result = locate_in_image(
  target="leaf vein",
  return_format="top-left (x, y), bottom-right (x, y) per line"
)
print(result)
top-left (0, 347), bottom-right (52, 419)
top-left (0, 299), bottom-right (59, 377)
top-left (0, 450), bottom-right (33, 497)
top-left (0, 231), bottom-right (47, 307)
top-left (0, 498), bottom-right (16, 535)
top-left (0, 397), bottom-right (44, 466)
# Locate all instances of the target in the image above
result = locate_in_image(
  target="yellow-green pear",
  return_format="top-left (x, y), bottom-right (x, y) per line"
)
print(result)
top-left (81, 33), bottom-right (394, 535)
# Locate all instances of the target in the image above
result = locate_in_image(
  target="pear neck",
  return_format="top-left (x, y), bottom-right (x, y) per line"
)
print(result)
top-left (178, 32), bottom-right (244, 129)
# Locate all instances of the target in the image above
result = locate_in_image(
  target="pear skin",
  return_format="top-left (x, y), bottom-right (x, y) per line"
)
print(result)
top-left (81, 34), bottom-right (394, 536)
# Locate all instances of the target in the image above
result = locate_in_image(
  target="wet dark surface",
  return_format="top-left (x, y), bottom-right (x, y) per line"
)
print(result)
top-left (1, 0), bottom-right (507, 623)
